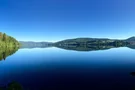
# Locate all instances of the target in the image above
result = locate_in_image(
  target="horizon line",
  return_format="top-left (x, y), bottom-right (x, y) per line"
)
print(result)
top-left (17, 36), bottom-right (134, 42)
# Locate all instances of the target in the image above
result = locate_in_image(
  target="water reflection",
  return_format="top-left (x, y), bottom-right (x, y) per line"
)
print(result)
top-left (20, 43), bottom-right (135, 51)
top-left (0, 81), bottom-right (23, 90)
top-left (55, 45), bottom-right (124, 51)
top-left (130, 72), bottom-right (135, 76)
top-left (0, 47), bottom-right (19, 61)
top-left (130, 72), bottom-right (135, 90)
top-left (127, 45), bottom-right (135, 50)
top-left (1, 45), bottom-right (135, 90)
top-left (20, 45), bottom-right (53, 49)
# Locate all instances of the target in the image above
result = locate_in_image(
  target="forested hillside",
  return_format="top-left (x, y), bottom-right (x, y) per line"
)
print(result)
top-left (55, 38), bottom-right (129, 47)
top-left (0, 32), bottom-right (20, 47)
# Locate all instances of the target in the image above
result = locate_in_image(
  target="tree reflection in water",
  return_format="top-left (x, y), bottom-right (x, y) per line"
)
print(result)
top-left (0, 47), bottom-right (19, 61)
top-left (55, 44), bottom-right (122, 51)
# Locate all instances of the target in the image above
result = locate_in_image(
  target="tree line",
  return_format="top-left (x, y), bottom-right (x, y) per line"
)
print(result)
top-left (0, 32), bottom-right (20, 48)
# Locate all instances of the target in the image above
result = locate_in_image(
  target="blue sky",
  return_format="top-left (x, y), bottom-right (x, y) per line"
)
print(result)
top-left (0, 0), bottom-right (135, 42)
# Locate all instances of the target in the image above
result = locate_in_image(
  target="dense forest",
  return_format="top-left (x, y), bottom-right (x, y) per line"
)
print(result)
top-left (0, 32), bottom-right (20, 47)
top-left (0, 32), bottom-right (20, 60)
top-left (55, 38), bottom-right (129, 47)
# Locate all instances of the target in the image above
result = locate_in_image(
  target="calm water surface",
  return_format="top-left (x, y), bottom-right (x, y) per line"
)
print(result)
top-left (0, 47), bottom-right (135, 90)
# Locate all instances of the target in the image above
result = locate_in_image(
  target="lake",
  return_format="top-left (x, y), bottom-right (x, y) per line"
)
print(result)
top-left (0, 47), bottom-right (135, 90)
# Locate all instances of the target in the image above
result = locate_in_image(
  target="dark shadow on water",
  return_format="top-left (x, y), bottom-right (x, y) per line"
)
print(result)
top-left (129, 72), bottom-right (135, 90)
top-left (130, 72), bottom-right (135, 76)
top-left (0, 81), bottom-right (23, 90)
top-left (1, 72), bottom-right (135, 90)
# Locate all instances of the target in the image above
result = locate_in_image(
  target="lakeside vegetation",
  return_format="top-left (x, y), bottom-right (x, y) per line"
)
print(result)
top-left (0, 32), bottom-right (20, 60)
top-left (0, 32), bottom-right (20, 48)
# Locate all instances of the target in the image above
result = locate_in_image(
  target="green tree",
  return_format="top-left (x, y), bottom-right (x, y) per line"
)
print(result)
top-left (3, 33), bottom-right (7, 41)
top-left (0, 32), bottom-right (3, 40)
top-left (0, 32), bottom-right (20, 48)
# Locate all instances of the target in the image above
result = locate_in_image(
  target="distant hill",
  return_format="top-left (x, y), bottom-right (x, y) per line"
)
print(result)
top-left (19, 41), bottom-right (53, 48)
top-left (19, 41), bottom-right (53, 45)
top-left (125, 37), bottom-right (135, 45)
top-left (54, 38), bottom-right (129, 51)
top-left (126, 37), bottom-right (135, 41)
top-left (54, 38), bottom-right (127, 46)
top-left (19, 37), bottom-right (135, 49)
